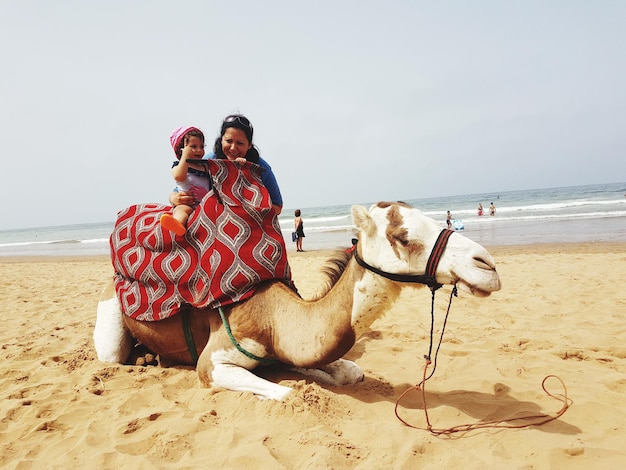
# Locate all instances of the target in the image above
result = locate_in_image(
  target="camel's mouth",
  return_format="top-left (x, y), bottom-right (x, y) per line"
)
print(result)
top-left (456, 280), bottom-right (498, 298)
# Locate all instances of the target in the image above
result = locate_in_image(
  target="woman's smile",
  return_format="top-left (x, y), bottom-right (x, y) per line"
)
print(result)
top-left (221, 128), bottom-right (251, 161)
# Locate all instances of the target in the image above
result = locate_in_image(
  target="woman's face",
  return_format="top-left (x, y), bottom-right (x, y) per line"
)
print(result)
top-left (221, 128), bottom-right (251, 161)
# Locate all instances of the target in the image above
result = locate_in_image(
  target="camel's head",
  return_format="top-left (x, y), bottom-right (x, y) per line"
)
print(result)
top-left (351, 202), bottom-right (501, 296)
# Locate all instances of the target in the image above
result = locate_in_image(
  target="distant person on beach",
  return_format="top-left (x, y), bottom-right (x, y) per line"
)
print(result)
top-left (477, 203), bottom-right (483, 216)
top-left (294, 209), bottom-right (305, 252)
top-left (489, 202), bottom-right (496, 216)
top-left (160, 126), bottom-right (210, 236)
top-left (170, 114), bottom-right (283, 215)
top-left (446, 211), bottom-right (452, 229)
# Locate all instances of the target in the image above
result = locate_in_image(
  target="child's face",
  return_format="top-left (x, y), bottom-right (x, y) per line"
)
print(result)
top-left (221, 128), bottom-right (252, 161)
top-left (185, 135), bottom-right (205, 157)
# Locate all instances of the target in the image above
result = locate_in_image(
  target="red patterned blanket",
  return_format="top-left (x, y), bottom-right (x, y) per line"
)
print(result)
top-left (111, 159), bottom-right (292, 321)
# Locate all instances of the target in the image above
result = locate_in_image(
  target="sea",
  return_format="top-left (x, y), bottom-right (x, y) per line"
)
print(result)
top-left (1, 182), bottom-right (625, 257)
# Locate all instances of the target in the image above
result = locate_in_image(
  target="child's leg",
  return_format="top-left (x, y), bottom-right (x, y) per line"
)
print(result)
top-left (173, 205), bottom-right (193, 225)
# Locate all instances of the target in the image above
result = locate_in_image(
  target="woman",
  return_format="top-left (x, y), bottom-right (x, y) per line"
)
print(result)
top-left (170, 114), bottom-right (283, 215)
top-left (294, 209), bottom-right (305, 252)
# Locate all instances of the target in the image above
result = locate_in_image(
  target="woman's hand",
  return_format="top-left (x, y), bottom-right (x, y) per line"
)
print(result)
top-left (170, 191), bottom-right (196, 207)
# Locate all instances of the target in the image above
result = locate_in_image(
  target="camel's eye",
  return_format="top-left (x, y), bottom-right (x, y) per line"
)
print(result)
top-left (390, 236), bottom-right (409, 248)
top-left (399, 238), bottom-right (424, 254)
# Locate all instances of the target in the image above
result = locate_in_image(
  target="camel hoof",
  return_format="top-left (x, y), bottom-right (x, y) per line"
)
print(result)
top-left (289, 359), bottom-right (364, 386)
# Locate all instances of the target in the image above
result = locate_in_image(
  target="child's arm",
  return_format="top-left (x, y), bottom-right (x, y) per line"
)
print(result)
top-left (171, 146), bottom-right (192, 182)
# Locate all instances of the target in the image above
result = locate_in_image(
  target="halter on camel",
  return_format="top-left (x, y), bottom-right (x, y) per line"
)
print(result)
top-left (221, 228), bottom-right (457, 366)
top-left (352, 228), bottom-right (457, 366)
top-left (352, 228), bottom-right (454, 291)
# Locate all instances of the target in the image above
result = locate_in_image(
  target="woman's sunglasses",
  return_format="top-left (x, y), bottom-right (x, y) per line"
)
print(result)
top-left (223, 115), bottom-right (253, 130)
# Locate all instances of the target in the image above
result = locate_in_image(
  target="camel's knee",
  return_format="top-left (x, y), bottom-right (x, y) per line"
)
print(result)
top-left (93, 297), bottom-right (133, 363)
top-left (197, 359), bottom-right (212, 387)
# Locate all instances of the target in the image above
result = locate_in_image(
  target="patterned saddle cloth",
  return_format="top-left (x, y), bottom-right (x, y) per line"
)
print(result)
top-left (111, 159), bottom-right (292, 321)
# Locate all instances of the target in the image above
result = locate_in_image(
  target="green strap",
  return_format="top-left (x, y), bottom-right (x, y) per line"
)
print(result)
top-left (218, 307), bottom-right (280, 365)
top-left (182, 308), bottom-right (199, 364)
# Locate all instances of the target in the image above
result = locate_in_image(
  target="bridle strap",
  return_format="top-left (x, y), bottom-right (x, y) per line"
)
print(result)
top-left (426, 229), bottom-right (455, 278)
top-left (353, 229), bottom-right (455, 290)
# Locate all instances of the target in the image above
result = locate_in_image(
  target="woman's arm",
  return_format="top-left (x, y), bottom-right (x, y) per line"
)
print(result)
top-left (257, 157), bottom-right (283, 207)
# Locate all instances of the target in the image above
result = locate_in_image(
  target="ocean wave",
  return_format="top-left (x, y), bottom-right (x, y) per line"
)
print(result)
top-left (279, 214), bottom-right (351, 225)
top-left (2, 181), bottom-right (625, 255)
top-left (281, 225), bottom-right (355, 234)
top-left (0, 237), bottom-right (109, 248)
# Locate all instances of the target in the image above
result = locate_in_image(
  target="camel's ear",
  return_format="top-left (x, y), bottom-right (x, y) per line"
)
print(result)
top-left (352, 205), bottom-right (376, 237)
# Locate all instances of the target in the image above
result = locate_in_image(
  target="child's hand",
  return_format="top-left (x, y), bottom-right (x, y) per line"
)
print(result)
top-left (180, 145), bottom-right (193, 161)
top-left (234, 157), bottom-right (247, 164)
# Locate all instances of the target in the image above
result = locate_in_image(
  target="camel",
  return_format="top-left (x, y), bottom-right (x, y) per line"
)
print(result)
top-left (94, 201), bottom-right (501, 400)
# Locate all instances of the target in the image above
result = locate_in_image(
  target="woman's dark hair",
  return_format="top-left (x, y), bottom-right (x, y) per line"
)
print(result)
top-left (213, 114), bottom-right (260, 163)
top-left (295, 209), bottom-right (301, 217)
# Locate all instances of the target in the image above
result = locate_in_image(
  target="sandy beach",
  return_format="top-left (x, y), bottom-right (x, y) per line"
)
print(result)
top-left (1, 242), bottom-right (625, 468)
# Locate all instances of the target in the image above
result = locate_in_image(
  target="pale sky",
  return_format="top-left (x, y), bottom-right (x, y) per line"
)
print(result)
top-left (2, 1), bottom-right (625, 230)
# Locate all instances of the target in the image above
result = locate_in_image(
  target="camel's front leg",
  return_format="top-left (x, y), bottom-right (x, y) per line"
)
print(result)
top-left (211, 363), bottom-right (293, 401)
top-left (197, 347), bottom-right (293, 401)
top-left (290, 358), bottom-right (364, 386)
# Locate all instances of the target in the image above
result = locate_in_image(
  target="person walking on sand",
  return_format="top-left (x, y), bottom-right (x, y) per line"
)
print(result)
top-left (446, 211), bottom-right (452, 229)
top-left (294, 209), bottom-right (305, 252)
top-left (489, 202), bottom-right (496, 216)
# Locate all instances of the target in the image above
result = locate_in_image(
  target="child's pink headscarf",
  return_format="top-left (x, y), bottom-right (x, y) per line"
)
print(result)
top-left (169, 126), bottom-right (202, 158)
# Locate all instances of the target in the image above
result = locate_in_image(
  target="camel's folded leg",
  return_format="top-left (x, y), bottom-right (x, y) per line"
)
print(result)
top-left (93, 296), bottom-right (133, 363)
top-left (208, 363), bottom-right (293, 401)
top-left (289, 359), bottom-right (364, 386)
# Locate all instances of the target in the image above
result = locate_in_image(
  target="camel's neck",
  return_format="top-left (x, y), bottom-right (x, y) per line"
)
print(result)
top-left (312, 258), bottom-right (403, 340)
top-left (263, 257), bottom-right (403, 367)
top-left (342, 259), bottom-right (403, 338)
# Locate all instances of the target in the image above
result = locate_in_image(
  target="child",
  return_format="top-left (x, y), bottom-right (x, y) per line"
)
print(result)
top-left (160, 126), bottom-right (210, 236)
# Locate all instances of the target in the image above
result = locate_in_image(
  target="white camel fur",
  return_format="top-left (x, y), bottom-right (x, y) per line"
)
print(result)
top-left (94, 202), bottom-right (501, 400)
